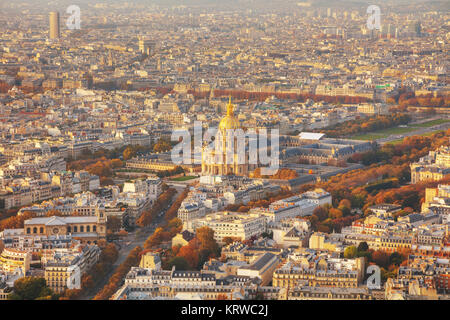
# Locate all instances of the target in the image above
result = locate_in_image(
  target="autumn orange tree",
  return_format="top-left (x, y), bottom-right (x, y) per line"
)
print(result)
top-left (252, 168), bottom-right (298, 180)
top-left (177, 240), bottom-right (200, 269)
top-left (60, 242), bottom-right (119, 300)
top-left (316, 128), bottom-right (449, 210)
top-left (144, 227), bottom-right (171, 249)
top-left (223, 189), bottom-right (294, 213)
top-left (67, 156), bottom-right (124, 186)
top-left (121, 145), bottom-right (154, 161)
top-left (164, 188), bottom-right (189, 222)
top-left (93, 246), bottom-right (142, 300)
top-left (136, 188), bottom-right (176, 227)
top-left (0, 208), bottom-right (20, 221)
top-left (153, 139), bottom-right (172, 153)
top-left (223, 237), bottom-right (241, 245)
top-left (0, 211), bottom-right (35, 232)
top-left (45, 210), bottom-right (64, 217)
top-left (174, 227), bottom-right (220, 270)
top-left (0, 81), bottom-right (12, 93)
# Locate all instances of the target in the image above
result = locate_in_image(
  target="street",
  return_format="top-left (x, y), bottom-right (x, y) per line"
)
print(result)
top-left (81, 186), bottom-right (184, 300)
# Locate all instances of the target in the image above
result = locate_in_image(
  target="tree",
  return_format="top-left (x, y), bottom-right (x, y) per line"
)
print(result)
top-left (389, 252), bottom-right (405, 266)
top-left (81, 274), bottom-right (94, 290)
top-left (117, 229), bottom-right (128, 237)
top-left (94, 246), bottom-right (142, 300)
top-left (177, 241), bottom-right (199, 269)
top-left (153, 139), bottom-right (172, 153)
top-left (357, 242), bottom-right (369, 252)
top-left (223, 237), bottom-right (235, 245)
top-left (110, 159), bottom-right (123, 168)
top-left (372, 250), bottom-right (389, 269)
top-left (252, 168), bottom-right (298, 180)
top-left (329, 208), bottom-right (343, 219)
top-left (338, 199), bottom-right (352, 216)
top-left (261, 231), bottom-right (273, 239)
top-left (107, 216), bottom-right (122, 233)
top-left (46, 210), bottom-right (63, 217)
top-left (167, 217), bottom-right (182, 229)
top-left (313, 206), bottom-right (328, 221)
top-left (0, 211), bottom-right (35, 232)
top-left (167, 256), bottom-right (190, 271)
top-left (123, 147), bottom-right (137, 160)
top-left (10, 277), bottom-right (55, 300)
top-left (61, 289), bottom-right (81, 300)
top-left (196, 226), bottom-right (220, 258)
top-left (344, 246), bottom-right (357, 259)
top-left (101, 243), bottom-right (119, 265)
top-left (339, 199), bottom-right (351, 208)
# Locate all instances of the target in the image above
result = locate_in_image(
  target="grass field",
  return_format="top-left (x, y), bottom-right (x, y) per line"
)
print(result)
top-left (413, 119), bottom-right (450, 128)
top-left (170, 176), bottom-right (197, 181)
top-left (350, 119), bottom-right (450, 141)
top-left (351, 126), bottom-right (419, 140)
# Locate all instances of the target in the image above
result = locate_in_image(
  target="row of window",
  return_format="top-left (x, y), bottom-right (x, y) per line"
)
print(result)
top-left (26, 225), bottom-right (97, 234)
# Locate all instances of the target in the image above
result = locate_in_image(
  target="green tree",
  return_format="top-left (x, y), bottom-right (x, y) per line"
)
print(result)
top-left (389, 252), bottom-right (405, 266)
top-left (10, 277), bottom-right (55, 300)
top-left (167, 256), bottom-right (190, 271)
top-left (357, 242), bottom-right (369, 252)
top-left (344, 246), bottom-right (357, 259)
top-left (261, 231), bottom-right (273, 239)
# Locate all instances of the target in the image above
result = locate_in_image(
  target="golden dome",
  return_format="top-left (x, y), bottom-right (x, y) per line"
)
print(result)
top-left (219, 97), bottom-right (240, 131)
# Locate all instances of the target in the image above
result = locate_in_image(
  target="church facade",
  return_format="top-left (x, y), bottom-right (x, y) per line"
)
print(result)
top-left (201, 98), bottom-right (257, 177)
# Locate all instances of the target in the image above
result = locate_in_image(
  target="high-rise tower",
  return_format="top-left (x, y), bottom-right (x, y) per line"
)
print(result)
top-left (49, 12), bottom-right (60, 39)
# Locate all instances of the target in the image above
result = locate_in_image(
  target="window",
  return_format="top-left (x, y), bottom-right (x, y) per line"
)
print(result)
top-left (93, 226), bottom-right (97, 232)
top-left (80, 226), bottom-right (84, 232)
top-left (33, 227), bottom-right (37, 234)
top-left (40, 227), bottom-right (44, 234)
top-left (73, 226), bottom-right (78, 233)
top-left (27, 228), bottom-right (31, 234)
top-left (86, 226), bottom-right (90, 232)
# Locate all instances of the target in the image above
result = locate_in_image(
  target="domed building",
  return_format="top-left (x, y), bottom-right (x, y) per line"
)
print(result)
top-left (218, 98), bottom-right (241, 132)
top-left (202, 97), bottom-right (256, 176)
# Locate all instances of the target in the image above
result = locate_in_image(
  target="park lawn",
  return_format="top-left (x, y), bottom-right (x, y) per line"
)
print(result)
top-left (351, 126), bottom-right (419, 140)
top-left (350, 118), bottom-right (450, 141)
top-left (420, 129), bottom-right (447, 137)
top-left (351, 133), bottom-right (385, 140)
top-left (413, 119), bottom-right (450, 128)
top-left (170, 176), bottom-right (197, 181)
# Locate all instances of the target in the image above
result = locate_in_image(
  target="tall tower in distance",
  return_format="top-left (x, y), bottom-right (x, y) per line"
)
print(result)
top-left (49, 11), bottom-right (60, 39)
